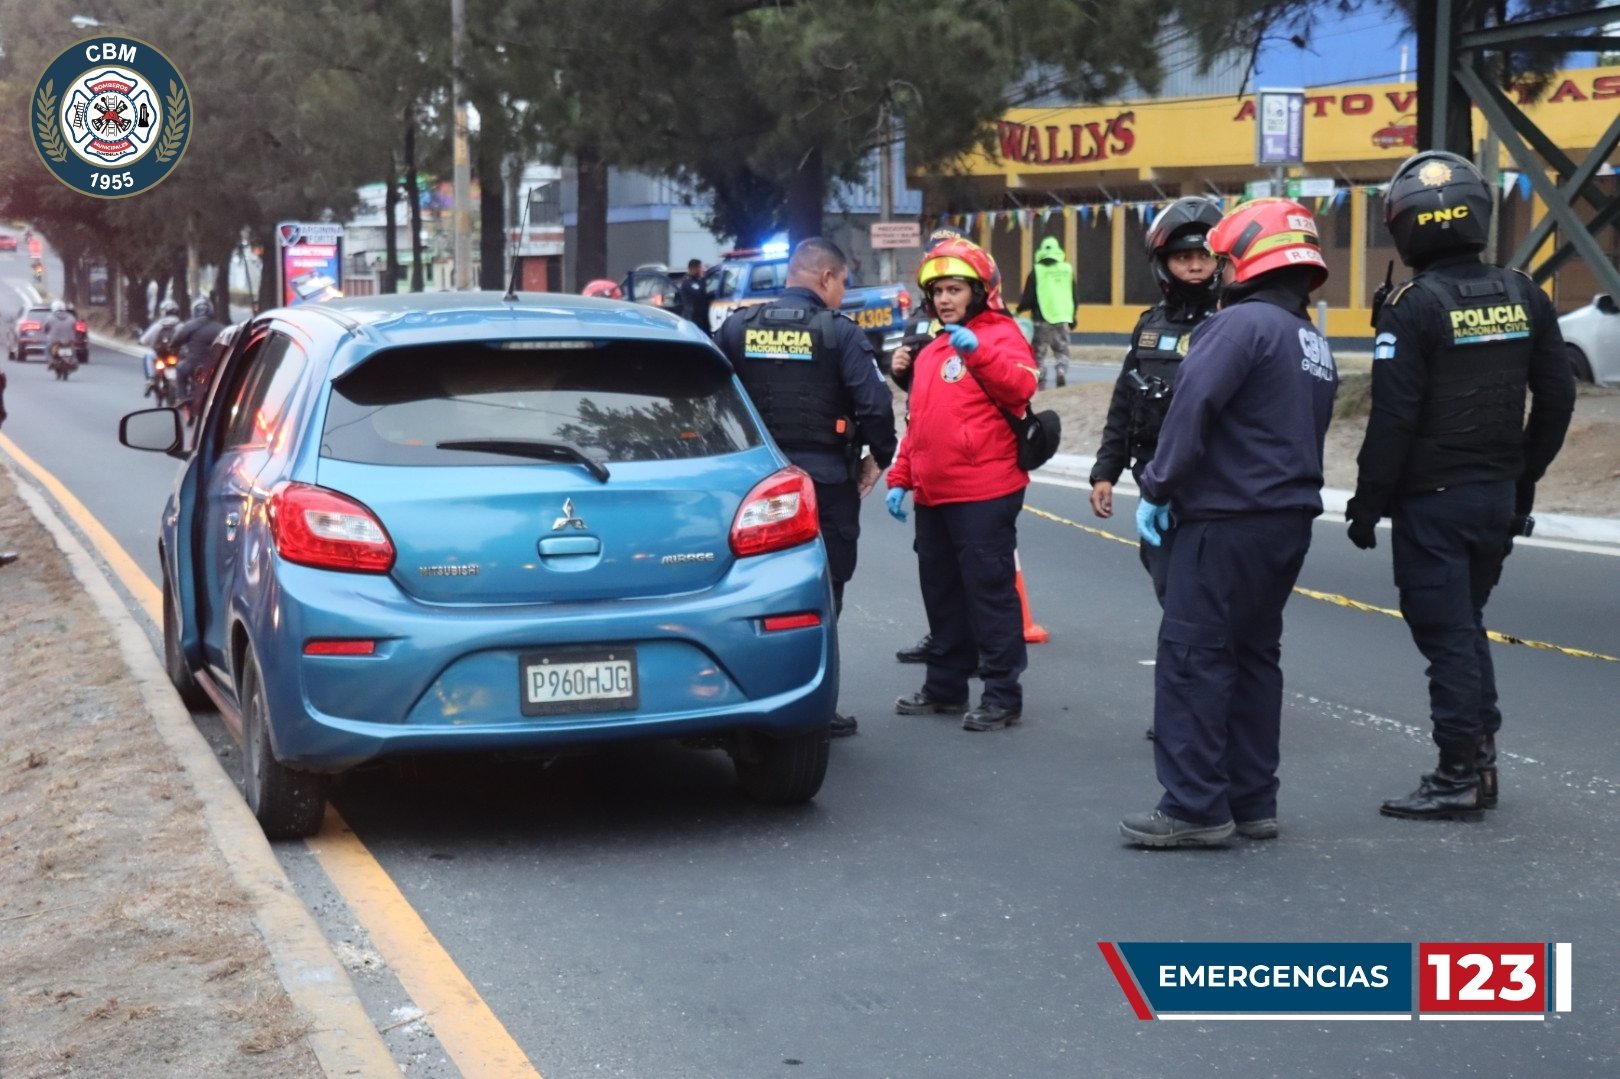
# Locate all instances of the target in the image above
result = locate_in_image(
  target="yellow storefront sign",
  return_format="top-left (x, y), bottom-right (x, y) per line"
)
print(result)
top-left (961, 66), bottom-right (1620, 177)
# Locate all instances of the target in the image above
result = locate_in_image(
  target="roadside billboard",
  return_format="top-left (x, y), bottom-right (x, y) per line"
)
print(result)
top-left (276, 222), bottom-right (344, 306)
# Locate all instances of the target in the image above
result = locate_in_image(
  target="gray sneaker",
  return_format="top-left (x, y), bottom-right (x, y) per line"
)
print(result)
top-left (1119, 810), bottom-right (1235, 848)
top-left (1234, 818), bottom-right (1279, 840)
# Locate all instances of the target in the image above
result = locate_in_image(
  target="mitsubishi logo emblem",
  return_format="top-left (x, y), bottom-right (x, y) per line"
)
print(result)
top-left (551, 498), bottom-right (588, 531)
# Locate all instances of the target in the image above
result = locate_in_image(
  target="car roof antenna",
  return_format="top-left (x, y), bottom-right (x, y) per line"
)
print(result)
top-left (503, 186), bottom-right (534, 302)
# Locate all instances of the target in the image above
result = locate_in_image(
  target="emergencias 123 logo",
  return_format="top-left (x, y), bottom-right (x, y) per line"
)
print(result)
top-left (32, 37), bottom-right (190, 199)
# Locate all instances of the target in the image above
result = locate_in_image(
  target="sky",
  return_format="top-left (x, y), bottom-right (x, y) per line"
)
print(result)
top-left (1252, 2), bottom-right (1614, 89)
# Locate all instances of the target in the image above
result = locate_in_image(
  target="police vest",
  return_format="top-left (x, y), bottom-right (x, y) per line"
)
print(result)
top-left (734, 302), bottom-right (855, 454)
top-left (1405, 267), bottom-right (1536, 486)
top-left (1126, 301), bottom-right (1208, 455)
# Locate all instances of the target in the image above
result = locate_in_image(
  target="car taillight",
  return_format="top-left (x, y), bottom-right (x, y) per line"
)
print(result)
top-left (898, 289), bottom-right (911, 315)
top-left (74, 320), bottom-right (86, 333)
top-left (268, 482), bottom-right (395, 573)
top-left (19, 321), bottom-right (40, 333)
top-left (762, 612), bottom-right (821, 632)
top-left (730, 466), bottom-right (818, 557)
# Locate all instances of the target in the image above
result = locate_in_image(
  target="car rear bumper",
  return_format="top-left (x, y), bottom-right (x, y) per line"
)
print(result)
top-left (248, 545), bottom-right (838, 770)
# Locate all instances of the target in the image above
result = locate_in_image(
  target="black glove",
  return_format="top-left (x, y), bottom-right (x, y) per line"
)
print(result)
top-left (1347, 516), bottom-right (1378, 550)
top-left (1509, 513), bottom-right (1534, 538)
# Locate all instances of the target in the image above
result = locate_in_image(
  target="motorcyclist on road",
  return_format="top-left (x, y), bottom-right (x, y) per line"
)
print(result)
top-left (138, 299), bottom-right (183, 382)
top-left (44, 300), bottom-right (77, 370)
top-left (169, 298), bottom-right (227, 419)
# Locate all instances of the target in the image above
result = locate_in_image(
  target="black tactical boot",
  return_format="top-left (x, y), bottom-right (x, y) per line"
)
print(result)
top-left (1477, 734), bottom-right (1498, 809)
top-left (1380, 739), bottom-right (1484, 822)
top-left (895, 635), bottom-right (935, 664)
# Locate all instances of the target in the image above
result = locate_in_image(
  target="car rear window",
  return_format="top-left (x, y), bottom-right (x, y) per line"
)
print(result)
top-left (320, 341), bottom-right (763, 466)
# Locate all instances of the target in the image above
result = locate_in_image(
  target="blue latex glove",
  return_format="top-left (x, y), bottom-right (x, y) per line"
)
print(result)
top-left (886, 487), bottom-right (909, 522)
top-left (1135, 499), bottom-right (1172, 547)
top-left (944, 323), bottom-right (979, 354)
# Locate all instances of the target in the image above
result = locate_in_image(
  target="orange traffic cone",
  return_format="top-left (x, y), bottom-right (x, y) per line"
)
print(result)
top-left (1014, 549), bottom-right (1048, 644)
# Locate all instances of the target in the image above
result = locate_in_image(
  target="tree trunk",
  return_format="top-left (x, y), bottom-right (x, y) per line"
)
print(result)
top-left (383, 155), bottom-right (399, 294)
top-left (253, 227), bottom-right (278, 312)
top-left (575, 146), bottom-right (608, 288)
top-left (127, 275), bottom-right (150, 329)
top-left (405, 110), bottom-right (425, 292)
top-left (171, 248), bottom-right (191, 316)
top-left (213, 252), bottom-right (231, 320)
top-left (478, 142), bottom-right (506, 290)
top-left (783, 145), bottom-right (824, 245)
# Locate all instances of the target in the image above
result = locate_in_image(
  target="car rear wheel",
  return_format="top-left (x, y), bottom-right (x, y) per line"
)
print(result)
top-left (162, 576), bottom-right (209, 709)
top-left (1566, 343), bottom-right (1593, 383)
top-left (732, 727), bottom-right (829, 804)
top-left (239, 650), bottom-right (328, 839)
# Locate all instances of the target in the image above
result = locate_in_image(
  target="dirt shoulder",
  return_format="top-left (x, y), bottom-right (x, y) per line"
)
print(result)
top-left (1041, 348), bottom-right (1620, 520)
top-left (0, 466), bottom-right (320, 1077)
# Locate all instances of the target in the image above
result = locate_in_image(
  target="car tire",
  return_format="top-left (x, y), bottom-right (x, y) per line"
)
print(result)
top-left (162, 577), bottom-right (209, 710)
top-left (732, 727), bottom-right (829, 804)
top-left (1567, 343), bottom-right (1593, 384)
top-left (239, 649), bottom-right (328, 839)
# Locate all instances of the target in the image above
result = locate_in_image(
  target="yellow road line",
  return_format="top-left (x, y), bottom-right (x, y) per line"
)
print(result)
top-left (1027, 504), bottom-right (1618, 664)
top-left (307, 808), bottom-right (544, 1078)
top-left (1, 434), bottom-right (161, 620)
top-left (1, 433), bottom-right (545, 1077)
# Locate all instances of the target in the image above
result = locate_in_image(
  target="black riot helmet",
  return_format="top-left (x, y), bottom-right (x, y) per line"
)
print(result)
top-left (1385, 150), bottom-right (1492, 266)
top-left (1144, 196), bottom-right (1224, 301)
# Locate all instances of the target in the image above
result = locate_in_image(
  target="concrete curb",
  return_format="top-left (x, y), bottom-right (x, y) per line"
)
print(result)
top-left (1037, 451), bottom-right (1620, 552)
top-left (5, 465), bottom-right (398, 1078)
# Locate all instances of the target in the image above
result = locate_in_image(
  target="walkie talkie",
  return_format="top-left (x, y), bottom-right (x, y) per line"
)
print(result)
top-left (1369, 260), bottom-right (1394, 328)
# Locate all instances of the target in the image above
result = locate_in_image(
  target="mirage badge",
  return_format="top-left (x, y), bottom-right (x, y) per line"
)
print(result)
top-left (32, 37), bottom-right (190, 199)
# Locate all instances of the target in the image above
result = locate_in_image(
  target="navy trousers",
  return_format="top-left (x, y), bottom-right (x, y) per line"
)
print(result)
top-left (1153, 511), bottom-right (1313, 825)
top-left (914, 490), bottom-right (1027, 711)
top-left (814, 479), bottom-right (861, 617)
top-left (1391, 480), bottom-right (1514, 746)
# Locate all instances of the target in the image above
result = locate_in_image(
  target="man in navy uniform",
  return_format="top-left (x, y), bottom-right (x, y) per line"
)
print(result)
top-left (718, 238), bottom-right (898, 737)
top-left (1120, 198), bottom-right (1338, 848)
top-left (1347, 151), bottom-right (1574, 821)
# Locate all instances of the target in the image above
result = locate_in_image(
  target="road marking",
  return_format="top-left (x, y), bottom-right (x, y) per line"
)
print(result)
top-left (308, 808), bottom-right (544, 1078)
top-left (0, 433), bottom-right (545, 1078)
top-left (1025, 503), bottom-right (1618, 663)
top-left (1029, 472), bottom-right (1620, 557)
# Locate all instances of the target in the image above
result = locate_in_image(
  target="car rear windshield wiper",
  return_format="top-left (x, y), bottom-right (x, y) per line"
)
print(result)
top-left (435, 438), bottom-right (610, 482)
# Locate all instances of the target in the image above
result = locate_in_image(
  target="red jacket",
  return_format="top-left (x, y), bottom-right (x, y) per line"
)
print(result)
top-left (888, 309), bottom-right (1038, 506)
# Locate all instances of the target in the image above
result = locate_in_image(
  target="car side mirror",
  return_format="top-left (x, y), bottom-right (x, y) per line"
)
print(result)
top-left (1597, 294), bottom-right (1618, 315)
top-left (120, 407), bottom-right (186, 458)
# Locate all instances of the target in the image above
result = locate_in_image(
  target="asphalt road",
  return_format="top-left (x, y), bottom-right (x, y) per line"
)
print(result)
top-left (6, 263), bottom-right (1620, 1077)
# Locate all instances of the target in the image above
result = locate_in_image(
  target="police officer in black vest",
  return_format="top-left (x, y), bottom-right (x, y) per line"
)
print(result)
top-left (1090, 196), bottom-right (1224, 602)
top-left (1347, 151), bottom-right (1575, 822)
top-left (718, 238), bottom-right (899, 737)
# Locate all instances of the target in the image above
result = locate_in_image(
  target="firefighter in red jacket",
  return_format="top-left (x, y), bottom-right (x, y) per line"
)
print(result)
top-left (886, 238), bottom-right (1039, 732)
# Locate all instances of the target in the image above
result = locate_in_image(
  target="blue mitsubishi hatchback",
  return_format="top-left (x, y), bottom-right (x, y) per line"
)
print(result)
top-left (121, 293), bottom-right (837, 837)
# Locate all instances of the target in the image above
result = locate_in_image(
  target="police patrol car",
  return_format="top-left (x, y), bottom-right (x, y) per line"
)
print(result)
top-left (707, 244), bottom-right (911, 369)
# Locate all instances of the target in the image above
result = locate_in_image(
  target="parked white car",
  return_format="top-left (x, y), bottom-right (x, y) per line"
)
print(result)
top-left (1558, 292), bottom-right (1619, 387)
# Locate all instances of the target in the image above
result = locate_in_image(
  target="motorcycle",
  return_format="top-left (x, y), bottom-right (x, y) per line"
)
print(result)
top-left (47, 341), bottom-right (77, 380)
top-left (30, 260), bottom-right (44, 284)
top-left (145, 352), bottom-right (179, 406)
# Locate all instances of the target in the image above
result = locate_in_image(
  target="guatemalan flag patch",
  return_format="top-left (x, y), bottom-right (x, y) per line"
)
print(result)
top-left (1372, 332), bottom-right (1397, 361)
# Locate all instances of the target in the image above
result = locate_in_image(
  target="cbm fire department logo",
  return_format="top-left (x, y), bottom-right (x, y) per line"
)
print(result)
top-left (32, 37), bottom-right (190, 199)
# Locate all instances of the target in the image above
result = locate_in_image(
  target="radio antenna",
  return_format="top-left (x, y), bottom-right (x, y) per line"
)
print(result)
top-left (503, 185), bottom-right (535, 302)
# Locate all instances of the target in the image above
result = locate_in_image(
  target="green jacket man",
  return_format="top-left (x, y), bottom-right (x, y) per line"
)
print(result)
top-left (1017, 236), bottom-right (1078, 388)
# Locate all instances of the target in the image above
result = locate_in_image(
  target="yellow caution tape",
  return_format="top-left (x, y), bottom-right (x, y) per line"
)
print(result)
top-left (1025, 505), bottom-right (1618, 664)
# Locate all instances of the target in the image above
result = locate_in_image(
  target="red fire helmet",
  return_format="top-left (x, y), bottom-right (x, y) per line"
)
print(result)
top-left (1206, 198), bottom-right (1328, 290)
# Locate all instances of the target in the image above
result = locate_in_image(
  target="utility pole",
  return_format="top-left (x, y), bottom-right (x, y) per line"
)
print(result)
top-left (878, 107), bottom-right (895, 284)
top-left (451, 0), bottom-right (473, 289)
